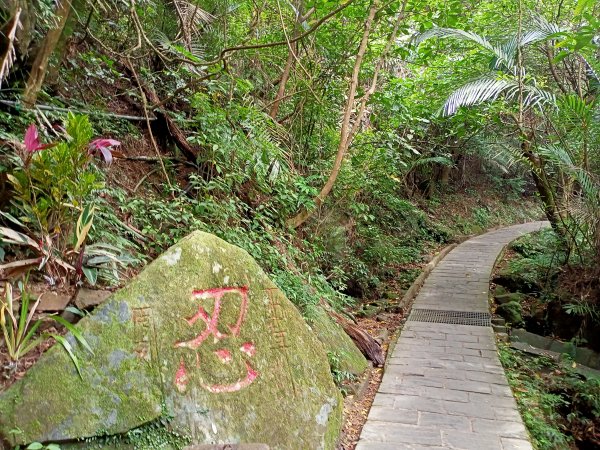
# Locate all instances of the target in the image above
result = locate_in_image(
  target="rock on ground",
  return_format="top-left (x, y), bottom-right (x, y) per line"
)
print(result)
top-left (0, 231), bottom-right (342, 450)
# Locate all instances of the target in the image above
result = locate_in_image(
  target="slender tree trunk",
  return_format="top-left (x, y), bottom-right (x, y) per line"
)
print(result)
top-left (286, 0), bottom-right (409, 228)
top-left (269, 4), bottom-right (313, 118)
top-left (269, 45), bottom-right (297, 118)
top-left (23, 0), bottom-right (71, 106)
top-left (46, 0), bottom-right (85, 87)
top-left (522, 139), bottom-right (563, 235)
top-left (286, 3), bottom-right (378, 228)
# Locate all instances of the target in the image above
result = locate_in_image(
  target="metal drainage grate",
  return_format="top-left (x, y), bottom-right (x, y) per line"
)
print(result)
top-left (408, 309), bottom-right (491, 327)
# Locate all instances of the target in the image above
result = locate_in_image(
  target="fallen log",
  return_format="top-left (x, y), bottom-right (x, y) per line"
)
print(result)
top-left (328, 310), bottom-right (385, 367)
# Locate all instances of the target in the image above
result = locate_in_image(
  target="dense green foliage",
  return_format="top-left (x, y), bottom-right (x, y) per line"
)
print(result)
top-left (1, 0), bottom-right (599, 446)
top-left (500, 344), bottom-right (600, 449)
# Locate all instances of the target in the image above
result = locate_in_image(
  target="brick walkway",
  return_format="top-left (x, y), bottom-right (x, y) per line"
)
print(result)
top-left (357, 222), bottom-right (549, 450)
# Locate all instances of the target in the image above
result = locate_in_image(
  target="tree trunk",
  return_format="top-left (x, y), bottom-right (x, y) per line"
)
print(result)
top-left (286, 2), bottom-right (379, 228)
top-left (23, 0), bottom-right (71, 106)
top-left (440, 165), bottom-right (451, 184)
top-left (46, 0), bottom-right (85, 87)
top-left (269, 4), bottom-right (313, 118)
top-left (522, 139), bottom-right (563, 235)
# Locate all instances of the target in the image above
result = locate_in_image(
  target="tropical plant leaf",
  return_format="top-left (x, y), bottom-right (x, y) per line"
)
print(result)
top-left (415, 28), bottom-right (513, 66)
top-left (82, 266), bottom-right (98, 285)
top-left (50, 334), bottom-right (83, 377)
top-left (0, 8), bottom-right (21, 87)
top-left (74, 205), bottom-right (95, 252)
top-left (173, 0), bottom-right (215, 34)
top-left (51, 314), bottom-right (94, 355)
top-left (442, 76), bottom-right (556, 115)
top-left (0, 211), bottom-right (26, 228)
top-left (0, 227), bottom-right (41, 250)
top-left (416, 20), bottom-right (564, 73)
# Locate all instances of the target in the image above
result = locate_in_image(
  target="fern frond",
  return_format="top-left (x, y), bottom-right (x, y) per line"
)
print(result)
top-left (409, 156), bottom-right (453, 170)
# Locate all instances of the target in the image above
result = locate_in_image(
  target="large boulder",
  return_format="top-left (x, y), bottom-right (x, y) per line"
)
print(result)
top-left (0, 232), bottom-right (342, 449)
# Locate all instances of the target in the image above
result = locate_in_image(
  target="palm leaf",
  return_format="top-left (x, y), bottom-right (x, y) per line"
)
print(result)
top-left (443, 76), bottom-right (556, 116)
top-left (0, 8), bottom-right (21, 87)
top-left (173, 0), bottom-right (214, 32)
top-left (538, 144), bottom-right (599, 202)
top-left (415, 28), bottom-right (513, 67)
top-left (417, 20), bottom-right (563, 72)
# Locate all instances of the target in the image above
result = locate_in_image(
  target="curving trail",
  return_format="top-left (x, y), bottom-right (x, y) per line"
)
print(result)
top-left (356, 221), bottom-right (550, 450)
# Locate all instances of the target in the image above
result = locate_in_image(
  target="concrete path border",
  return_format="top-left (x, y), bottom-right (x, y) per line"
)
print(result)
top-left (356, 221), bottom-right (549, 450)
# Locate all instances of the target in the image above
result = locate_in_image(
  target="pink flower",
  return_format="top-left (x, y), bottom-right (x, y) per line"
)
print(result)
top-left (23, 124), bottom-right (56, 152)
top-left (89, 138), bottom-right (121, 164)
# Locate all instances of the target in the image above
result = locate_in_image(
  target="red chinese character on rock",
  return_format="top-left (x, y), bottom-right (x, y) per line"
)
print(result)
top-left (174, 286), bottom-right (258, 393)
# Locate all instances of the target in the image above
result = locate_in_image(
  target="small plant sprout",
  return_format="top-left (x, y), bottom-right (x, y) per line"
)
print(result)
top-left (0, 277), bottom-right (94, 377)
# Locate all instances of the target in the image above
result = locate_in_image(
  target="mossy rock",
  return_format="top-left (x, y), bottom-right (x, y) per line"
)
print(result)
top-left (495, 292), bottom-right (526, 305)
top-left (493, 285), bottom-right (508, 297)
top-left (308, 307), bottom-right (368, 376)
top-left (0, 231), bottom-right (342, 449)
top-left (496, 301), bottom-right (524, 327)
top-left (492, 269), bottom-right (537, 294)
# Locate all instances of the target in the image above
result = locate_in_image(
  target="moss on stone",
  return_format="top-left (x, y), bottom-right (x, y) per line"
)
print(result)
top-left (0, 231), bottom-right (342, 449)
top-left (308, 307), bottom-right (368, 376)
top-left (496, 301), bottom-right (524, 327)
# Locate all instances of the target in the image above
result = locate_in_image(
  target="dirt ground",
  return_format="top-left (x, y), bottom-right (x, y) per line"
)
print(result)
top-left (338, 312), bottom-right (405, 450)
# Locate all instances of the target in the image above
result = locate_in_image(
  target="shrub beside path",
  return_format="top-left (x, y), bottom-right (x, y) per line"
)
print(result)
top-left (356, 221), bottom-right (550, 450)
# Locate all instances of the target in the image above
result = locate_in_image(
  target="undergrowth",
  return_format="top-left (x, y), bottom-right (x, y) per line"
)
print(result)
top-left (0, 104), bottom-right (542, 320)
top-left (499, 344), bottom-right (600, 449)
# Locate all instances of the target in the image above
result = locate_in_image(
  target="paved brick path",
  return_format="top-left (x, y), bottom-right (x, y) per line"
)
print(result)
top-left (357, 222), bottom-right (549, 450)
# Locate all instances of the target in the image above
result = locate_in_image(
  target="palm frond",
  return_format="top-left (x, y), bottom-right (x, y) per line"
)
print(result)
top-left (443, 76), bottom-right (556, 116)
top-left (538, 143), bottom-right (575, 167)
top-left (539, 144), bottom-right (599, 202)
top-left (443, 76), bottom-right (511, 115)
top-left (520, 83), bottom-right (557, 109)
top-left (529, 13), bottom-right (563, 37)
top-left (0, 8), bottom-right (21, 87)
top-left (173, 0), bottom-right (214, 40)
top-left (415, 28), bottom-right (513, 67)
top-left (417, 20), bottom-right (564, 73)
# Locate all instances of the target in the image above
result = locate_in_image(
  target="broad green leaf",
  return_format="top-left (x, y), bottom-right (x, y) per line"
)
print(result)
top-left (575, 0), bottom-right (595, 16)
top-left (82, 266), bottom-right (98, 285)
